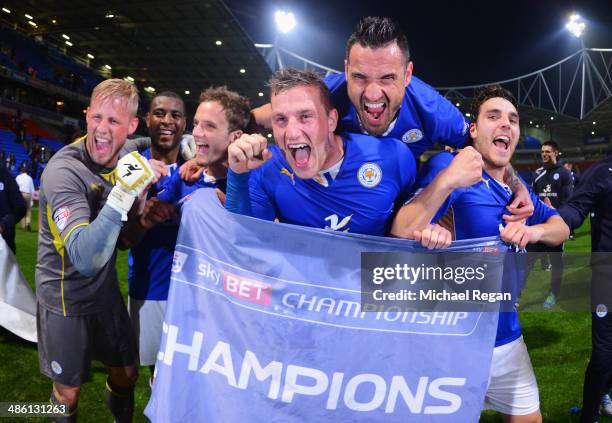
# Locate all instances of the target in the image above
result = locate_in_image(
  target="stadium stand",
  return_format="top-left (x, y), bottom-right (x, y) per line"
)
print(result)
top-left (0, 129), bottom-right (30, 172)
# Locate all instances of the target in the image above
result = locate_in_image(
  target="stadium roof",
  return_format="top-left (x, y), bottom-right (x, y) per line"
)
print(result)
top-left (0, 0), bottom-right (272, 109)
top-left (261, 45), bottom-right (612, 147)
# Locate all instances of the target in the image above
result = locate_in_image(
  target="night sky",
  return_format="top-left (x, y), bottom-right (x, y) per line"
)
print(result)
top-left (226, 0), bottom-right (612, 87)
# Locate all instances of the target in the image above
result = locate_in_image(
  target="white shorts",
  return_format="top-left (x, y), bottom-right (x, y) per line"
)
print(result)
top-left (128, 298), bottom-right (167, 366)
top-left (483, 336), bottom-right (540, 416)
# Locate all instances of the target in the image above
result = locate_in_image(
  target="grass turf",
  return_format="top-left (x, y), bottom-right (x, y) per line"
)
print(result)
top-left (0, 207), bottom-right (602, 422)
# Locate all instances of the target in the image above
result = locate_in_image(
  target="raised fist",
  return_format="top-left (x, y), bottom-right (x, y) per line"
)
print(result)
top-left (228, 134), bottom-right (272, 174)
top-left (107, 151), bottom-right (155, 220)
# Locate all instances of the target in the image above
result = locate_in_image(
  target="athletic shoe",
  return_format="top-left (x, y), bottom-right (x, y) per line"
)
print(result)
top-left (600, 393), bottom-right (612, 416)
top-left (543, 293), bottom-right (556, 309)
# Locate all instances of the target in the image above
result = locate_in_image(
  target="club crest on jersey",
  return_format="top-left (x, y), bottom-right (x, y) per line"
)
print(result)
top-left (53, 207), bottom-right (71, 231)
top-left (596, 304), bottom-right (608, 318)
top-left (401, 128), bottom-right (423, 144)
top-left (358, 163), bottom-right (382, 188)
top-left (553, 173), bottom-right (559, 180)
top-left (51, 360), bottom-right (63, 375)
top-left (0, 182), bottom-right (4, 191)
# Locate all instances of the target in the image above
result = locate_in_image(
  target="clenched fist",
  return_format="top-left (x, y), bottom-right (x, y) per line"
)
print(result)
top-left (228, 134), bottom-right (273, 174)
top-left (443, 146), bottom-right (484, 190)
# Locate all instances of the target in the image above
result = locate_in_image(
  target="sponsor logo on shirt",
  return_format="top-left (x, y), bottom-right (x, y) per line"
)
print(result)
top-left (357, 163), bottom-right (382, 188)
top-left (324, 214), bottom-right (352, 232)
top-left (401, 128), bottom-right (423, 143)
top-left (52, 207), bottom-right (71, 232)
top-left (280, 167), bottom-right (296, 185)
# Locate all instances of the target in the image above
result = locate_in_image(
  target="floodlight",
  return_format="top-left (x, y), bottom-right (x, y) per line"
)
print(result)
top-left (275, 11), bottom-right (296, 34)
top-left (566, 14), bottom-right (586, 38)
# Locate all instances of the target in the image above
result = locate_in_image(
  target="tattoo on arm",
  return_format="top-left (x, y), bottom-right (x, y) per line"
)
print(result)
top-left (504, 164), bottom-right (522, 192)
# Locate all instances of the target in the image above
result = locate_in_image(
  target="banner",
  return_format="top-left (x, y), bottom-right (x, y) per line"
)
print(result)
top-left (0, 238), bottom-right (37, 343)
top-left (146, 188), bottom-right (504, 422)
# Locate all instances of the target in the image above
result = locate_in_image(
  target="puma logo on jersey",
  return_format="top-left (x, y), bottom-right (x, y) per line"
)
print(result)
top-left (280, 167), bottom-right (295, 185)
top-left (325, 214), bottom-right (352, 232)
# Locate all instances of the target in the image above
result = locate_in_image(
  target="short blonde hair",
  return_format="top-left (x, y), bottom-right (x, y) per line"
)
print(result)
top-left (269, 68), bottom-right (333, 112)
top-left (91, 79), bottom-right (139, 116)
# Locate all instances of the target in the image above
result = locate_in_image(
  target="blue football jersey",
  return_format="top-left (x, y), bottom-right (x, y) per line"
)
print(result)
top-left (416, 152), bottom-right (559, 346)
top-left (228, 132), bottom-right (416, 236)
top-left (157, 169), bottom-right (226, 206)
top-left (128, 149), bottom-right (181, 300)
top-left (324, 73), bottom-right (469, 159)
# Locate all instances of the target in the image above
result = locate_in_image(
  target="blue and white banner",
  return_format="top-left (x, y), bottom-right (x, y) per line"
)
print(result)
top-left (146, 189), bottom-right (503, 422)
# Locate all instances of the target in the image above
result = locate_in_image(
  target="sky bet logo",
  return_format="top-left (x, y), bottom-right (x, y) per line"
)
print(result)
top-left (223, 272), bottom-right (272, 306)
top-left (196, 261), bottom-right (272, 306)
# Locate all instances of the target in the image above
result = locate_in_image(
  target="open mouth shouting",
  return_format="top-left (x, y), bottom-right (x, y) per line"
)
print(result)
top-left (196, 141), bottom-right (210, 157)
top-left (287, 143), bottom-right (311, 169)
top-left (94, 134), bottom-right (112, 155)
top-left (493, 135), bottom-right (511, 152)
top-left (362, 100), bottom-right (387, 127)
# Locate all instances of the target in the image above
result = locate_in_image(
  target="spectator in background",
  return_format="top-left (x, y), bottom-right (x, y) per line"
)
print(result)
top-left (530, 140), bottom-right (574, 309)
top-left (6, 153), bottom-right (15, 172)
top-left (38, 147), bottom-right (47, 163)
top-left (37, 149), bottom-right (48, 179)
top-left (558, 154), bottom-right (612, 421)
top-left (564, 161), bottom-right (580, 240)
top-left (13, 111), bottom-right (25, 144)
top-left (0, 163), bottom-right (26, 253)
top-left (30, 147), bottom-right (40, 180)
top-left (565, 162), bottom-right (580, 187)
top-left (15, 162), bottom-right (34, 231)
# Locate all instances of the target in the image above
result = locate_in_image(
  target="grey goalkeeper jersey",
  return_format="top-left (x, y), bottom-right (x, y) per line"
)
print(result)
top-left (36, 137), bottom-right (130, 316)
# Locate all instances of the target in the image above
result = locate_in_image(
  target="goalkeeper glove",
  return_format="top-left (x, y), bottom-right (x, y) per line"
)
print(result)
top-left (107, 151), bottom-right (155, 221)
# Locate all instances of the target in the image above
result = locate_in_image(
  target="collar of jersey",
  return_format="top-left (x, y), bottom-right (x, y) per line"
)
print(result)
top-left (201, 171), bottom-right (218, 184)
top-left (481, 170), bottom-right (512, 200)
top-left (313, 137), bottom-right (347, 187)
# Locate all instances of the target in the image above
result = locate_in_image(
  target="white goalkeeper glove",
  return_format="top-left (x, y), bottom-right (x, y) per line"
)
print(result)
top-left (180, 134), bottom-right (196, 160)
top-left (107, 151), bottom-right (155, 221)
